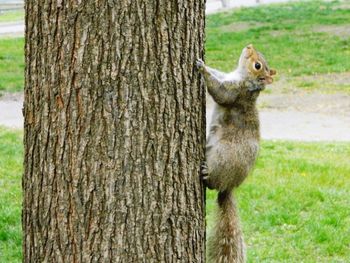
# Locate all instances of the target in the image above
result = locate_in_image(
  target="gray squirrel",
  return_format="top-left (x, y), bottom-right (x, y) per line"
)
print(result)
top-left (197, 44), bottom-right (276, 263)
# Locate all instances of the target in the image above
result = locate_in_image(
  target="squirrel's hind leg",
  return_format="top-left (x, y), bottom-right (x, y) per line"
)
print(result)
top-left (201, 161), bottom-right (215, 190)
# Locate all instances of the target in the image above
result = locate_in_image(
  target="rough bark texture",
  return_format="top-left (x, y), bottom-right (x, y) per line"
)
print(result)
top-left (23, 1), bottom-right (206, 262)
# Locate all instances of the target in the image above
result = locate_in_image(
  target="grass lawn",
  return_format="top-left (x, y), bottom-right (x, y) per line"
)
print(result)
top-left (206, 0), bottom-right (350, 76)
top-left (207, 141), bottom-right (350, 262)
top-left (1, 127), bottom-right (350, 262)
top-left (0, 38), bottom-right (24, 93)
top-left (0, 128), bottom-right (22, 262)
top-left (206, 0), bottom-right (350, 92)
top-left (0, 10), bottom-right (24, 23)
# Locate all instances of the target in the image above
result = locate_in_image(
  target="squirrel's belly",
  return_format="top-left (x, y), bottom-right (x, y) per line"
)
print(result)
top-left (206, 137), bottom-right (259, 190)
top-left (229, 139), bottom-right (259, 170)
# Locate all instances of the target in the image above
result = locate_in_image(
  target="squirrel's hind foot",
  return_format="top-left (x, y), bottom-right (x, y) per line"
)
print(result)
top-left (201, 161), bottom-right (208, 176)
top-left (201, 161), bottom-right (214, 189)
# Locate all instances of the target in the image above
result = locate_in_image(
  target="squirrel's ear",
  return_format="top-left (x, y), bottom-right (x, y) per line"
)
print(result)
top-left (245, 47), bottom-right (254, 58)
top-left (270, 69), bottom-right (277, 76)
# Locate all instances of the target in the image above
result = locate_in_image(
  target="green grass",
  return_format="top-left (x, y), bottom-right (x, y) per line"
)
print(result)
top-left (207, 141), bottom-right (350, 262)
top-left (0, 10), bottom-right (24, 23)
top-left (0, 128), bottom-right (23, 262)
top-left (0, 38), bottom-right (24, 93)
top-left (206, 0), bottom-right (350, 76)
top-left (1, 127), bottom-right (350, 262)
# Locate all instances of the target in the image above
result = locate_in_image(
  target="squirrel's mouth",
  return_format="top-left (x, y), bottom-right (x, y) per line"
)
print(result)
top-left (258, 76), bottom-right (273, 84)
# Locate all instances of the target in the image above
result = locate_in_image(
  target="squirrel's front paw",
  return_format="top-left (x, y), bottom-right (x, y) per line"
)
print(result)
top-left (246, 80), bottom-right (264, 92)
top-left (247, 84), bottom-right (262, 92)
top-left (196, 59), bottom-right (205, 72)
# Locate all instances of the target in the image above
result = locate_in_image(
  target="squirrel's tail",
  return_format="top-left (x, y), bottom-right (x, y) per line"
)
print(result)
top-left (208, 190), bottom-right (246, 263)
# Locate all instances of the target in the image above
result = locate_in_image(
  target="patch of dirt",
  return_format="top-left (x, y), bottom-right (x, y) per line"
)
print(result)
top-left (220, 22), bottom-right (267, 32)
top-left (258, 91), bottom-right (350, 116)
top-left (269, 72), bottom-right (350, 92)
top-left (332, 2), bottom-right (350, 10)
top-left (0, 31), bottom-right (24, 38)
top-left (269, 30), bottom-right (286, 37)
top-left (313, 24), bottom-right (350, 39)
top-left (0, 91), bottom-right (23, 102)
top-left (296, 72), bottom-right (350, 86)
top-left (258, 72), bottom-right (350, 115)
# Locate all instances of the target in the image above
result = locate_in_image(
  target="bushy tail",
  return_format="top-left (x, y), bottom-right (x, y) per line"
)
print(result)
top-left (207, 190), bottom-right (246, 263)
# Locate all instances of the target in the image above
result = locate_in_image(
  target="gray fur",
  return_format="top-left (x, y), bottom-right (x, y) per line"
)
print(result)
top-left (197, 47), bottom-right (273, 263)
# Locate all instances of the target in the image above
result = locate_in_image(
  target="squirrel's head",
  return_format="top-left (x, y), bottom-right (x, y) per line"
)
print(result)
top-left (238, 44), bottom-right (276, 85)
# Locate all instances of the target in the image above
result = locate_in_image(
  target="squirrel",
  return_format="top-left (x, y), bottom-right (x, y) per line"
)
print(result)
top-left (196, 44), bottom-right (276, 263)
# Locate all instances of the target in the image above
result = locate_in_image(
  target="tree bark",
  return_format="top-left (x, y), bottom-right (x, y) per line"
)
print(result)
top-left (23, 1), bottom-right (206, 262)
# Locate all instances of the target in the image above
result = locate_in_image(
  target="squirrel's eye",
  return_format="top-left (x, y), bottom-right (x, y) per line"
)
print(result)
top-left (254, 62), bottom-right (262, 70)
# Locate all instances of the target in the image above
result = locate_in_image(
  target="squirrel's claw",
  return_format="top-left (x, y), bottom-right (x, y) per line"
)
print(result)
top-left (201, 161), bottom-right (214, 189)
top-left (196, 59), bottom-right (205, 71)
top-left (201, 161), bottom-right (208, 176)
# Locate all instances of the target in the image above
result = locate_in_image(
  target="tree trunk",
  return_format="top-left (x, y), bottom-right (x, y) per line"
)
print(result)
top-left (23, 1), bottom-right (206, 262)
